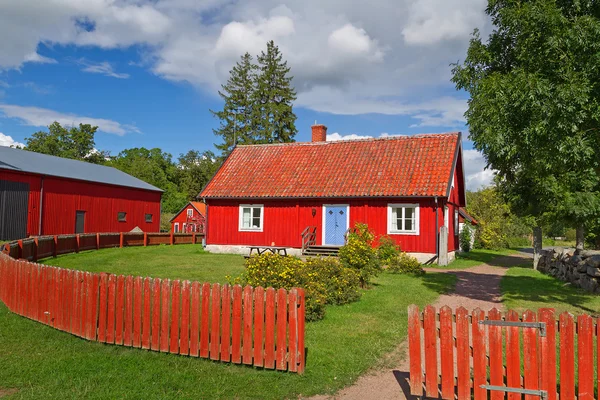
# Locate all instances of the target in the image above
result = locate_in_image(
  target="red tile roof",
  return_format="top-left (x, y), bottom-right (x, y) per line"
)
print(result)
top-left (200, 133), bottom-right (460, 199)
top-left (190, 201), bottom-right (207, 215)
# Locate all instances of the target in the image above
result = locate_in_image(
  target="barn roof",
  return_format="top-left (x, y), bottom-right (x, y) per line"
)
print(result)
top-left (0, 146), bottom-right (162, 192)
top-left (200, 132), bottom-right (461, 199)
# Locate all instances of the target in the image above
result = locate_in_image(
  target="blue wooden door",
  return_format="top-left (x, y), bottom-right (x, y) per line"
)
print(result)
top-left (324, 206), bottom-right (348, 245)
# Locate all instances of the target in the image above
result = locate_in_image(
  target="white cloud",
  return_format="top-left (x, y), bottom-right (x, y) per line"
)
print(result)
top-left (76, 59), bottom-right (129, 79)
top-left (0, 132), bottom-right (24, 147)
top-left (463, 149), bottom-right (495, 190)
top-left (327, 132), bottom-right (373, 141)
top-left (0, 104), bottom-right (139, 136)
top-left (23, 52), bottom-right (57, 64)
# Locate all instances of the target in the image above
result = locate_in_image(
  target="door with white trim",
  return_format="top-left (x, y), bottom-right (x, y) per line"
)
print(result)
top-left (323, 205), bottom-right (348, 245)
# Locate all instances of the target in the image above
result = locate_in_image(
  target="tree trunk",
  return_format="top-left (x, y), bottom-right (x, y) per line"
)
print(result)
top-left (533, 226), bottom-right (542, 270)
top-left (576, 225), bottom-right (585, 254)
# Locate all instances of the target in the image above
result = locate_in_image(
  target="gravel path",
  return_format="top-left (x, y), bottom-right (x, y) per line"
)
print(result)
top-left (308, 252), bottom-right (532, 400)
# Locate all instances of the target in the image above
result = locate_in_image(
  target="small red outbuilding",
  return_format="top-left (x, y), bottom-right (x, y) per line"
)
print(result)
top-left (0, 146), bottom-right (162, 240)
top-left (200, 125), bottom-right (466, 263)
top-left (169, 201), bottom-right (206, 233)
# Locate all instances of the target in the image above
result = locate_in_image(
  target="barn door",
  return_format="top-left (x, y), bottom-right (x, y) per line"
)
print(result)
top-left (0, 180), bottom-right (29, 240)
top-left (323, 205), bottom-right (348, 246)
top-left (75, 210), bottom-right (86, 234)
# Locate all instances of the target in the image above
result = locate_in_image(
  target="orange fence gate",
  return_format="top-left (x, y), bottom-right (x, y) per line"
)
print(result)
top-left (408, 305), bottom-right (597, 400)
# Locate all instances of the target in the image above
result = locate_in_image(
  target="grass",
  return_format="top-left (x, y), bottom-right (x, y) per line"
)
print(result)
top-left (428, 248), bottom-right (516, 269)
top-left (1, 246), bottom-right (456, 399)
top-left (501, 266), bottom-right (600, 315)
top-left (40, 245), bottom-right (246, 284)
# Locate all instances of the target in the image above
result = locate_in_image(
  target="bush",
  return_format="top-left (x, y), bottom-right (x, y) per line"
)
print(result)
top-left (506, 236), bottom-right (530, 248)
top-left (377, 235), bottom-right (401, 266)
top-left (304, 257), bottom-right (361, 305)
top-left (339, 223), bottom-right (381, 287)
top-left (459, 226), bottom-right (472, 252)
top-left (387, 252), bottom-right (424, 274)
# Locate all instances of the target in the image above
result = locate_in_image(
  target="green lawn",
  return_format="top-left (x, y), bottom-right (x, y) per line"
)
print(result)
top-left (429, 248), bottom-right (516, 269)
top-left (502, 266), bottom-right (600, 315)
top-left (40, 245), bottom-right (246, 284)
top-left (1, 246), bottom-right (456, 399)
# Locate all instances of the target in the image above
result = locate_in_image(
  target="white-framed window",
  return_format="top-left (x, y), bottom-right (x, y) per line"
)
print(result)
top-left (239, 204), bottom-right (264, 231)
top-left (174, 223), bottom-right (179, 233)
top-left (187, 208), bottom-right (193, 217)
top-left (387, 204), bottom-right (419, 235)
top-left (183, 223), bottom-right (187, 232)
top-left (454, 209), bottom-right (459, 234)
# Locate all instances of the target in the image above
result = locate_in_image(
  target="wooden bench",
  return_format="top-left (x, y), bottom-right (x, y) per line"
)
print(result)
top-left (247, 246), bottom-right (288, 257)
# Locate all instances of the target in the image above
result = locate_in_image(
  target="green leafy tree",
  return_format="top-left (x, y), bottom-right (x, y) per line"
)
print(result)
top-left (23, 122), bottom-right (108, 164)
top-left (211, 52), bottom-right (258, 156)
top-left (108, 147), bottom-right (187, 213)
top-left (177, 150), bottom-right (220, 200)
top-left (253, 40), bottom-right (298, 144)
top-left (452, 0), bottom-right (600, 265)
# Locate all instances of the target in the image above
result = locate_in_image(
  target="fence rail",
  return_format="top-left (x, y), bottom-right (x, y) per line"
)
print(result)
top-left (409, 304), bottom-right (595, 400)
top-left (2, 232), bottom-right (204, 262)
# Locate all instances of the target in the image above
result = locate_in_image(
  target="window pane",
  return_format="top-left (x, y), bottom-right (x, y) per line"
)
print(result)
top-left (405, 207), bottom-right (415, 231)
top-left (391, 208), bottom-right (398, 230)
top-left (405, 207), bottom-right (413, 220)
top-left (252, 217), bottom-right (261, 228)
top-left (405, 218), bottom-right (413, 231)
top-left (242, 208), bottom-right (251, 228)
top-left (252, 207), bottom-right (261, 219)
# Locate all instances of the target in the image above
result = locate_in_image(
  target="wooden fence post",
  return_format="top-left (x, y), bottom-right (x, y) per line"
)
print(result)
top-left (96, 233), bottom-right (100, 250)
top-left (53, 235), bottom-right (58, 258)
top-left (33, 237), bottom-right (39, 262)
top-left (192, 232), bottom-right (196, 244)
top-left (76, 234), bottom-right (80, 253)
top-left (17, 240), bottom-right (23, 259)
top-left (143, 232), bottom-right (147, 247)
top-left (170, 232), bottom-right (174, 246)
top-left (119, 233), bottom-right (124, 248)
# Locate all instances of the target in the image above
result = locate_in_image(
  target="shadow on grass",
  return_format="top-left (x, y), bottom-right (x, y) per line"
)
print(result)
top-left (456, 250), bottom-right (532, 268)
top-left (419, 272), bottom-right (457, 296)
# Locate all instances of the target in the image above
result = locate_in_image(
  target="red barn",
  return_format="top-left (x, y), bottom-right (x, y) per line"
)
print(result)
top-left (0, 146), bottom-right (162, 240)
top-left (200, 125), bottom-right (466, 263)
top-left (170, 201), bottom-right (206, 233)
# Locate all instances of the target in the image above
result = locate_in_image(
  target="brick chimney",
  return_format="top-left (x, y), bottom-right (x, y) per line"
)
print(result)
top-left (311, 124), bottom-right (327, 142)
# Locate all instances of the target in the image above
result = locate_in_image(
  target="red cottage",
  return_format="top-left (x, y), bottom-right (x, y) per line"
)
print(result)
top-left (200, 125), bottom-right (466, 263)
top-left (0, 146), bottom-right (162, 240)
top-left (170, 201), bottom-right (207, 233)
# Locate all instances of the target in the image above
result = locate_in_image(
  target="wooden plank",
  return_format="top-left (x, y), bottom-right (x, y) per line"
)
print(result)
top-left (472, 308), bottom-right (486, 400)
top-left (506, 310), bottom-right (521, 400)
top-left (141, 277), bottom-right (152, 349)
top-left (90, 273), bottom-right (100, 340)
top-left (170, 280), bottom-right (181, 354)
top-left (423, 305), bottom-right (437, 398)
top-left (276, 287), bottom-right (287, 371)
top-left (160, 279), bottom-right (170, 352)
top-left (80, 271), bottom-right (88, 336)
top-left (254, 286), bottom-right (265, 368)
top-left (77, 270), bottom-right (85, 336)
top-left (200, 282), bottom-right (210, 358)
top-left (133, 276), bottom-right (143, 348)
top-left (151, 278), bottom-right (162, 352)
top-left (124, 275), bottom-right (134, 346)
top-left (106, 274), bottom-right (116, 344)
top-left (97, 273), bottom-right (108, 342)
top-left (243, 285), bottom-right (254, 365)
top-left (264, 287), bottom-right (276, 369)
top-left (189, 281), bottom-right (200, 357)
top-left (286, 288), bottom-right (297, 372)
top-left (456, 307), bottom-right (469, 400)
top-left (115, 275), bottom-right (125, 345)
top-left (231, 285), bottom-right (243, 364)
top-left (578, 314), bottom-right (594, 400)
top-left (210, 283), bottom-right (221, 360)
top-left (297, 287), bottom-right (305, 374)
top-left (439, 306), bottom-right (453, 400)
top-left (408, 304), bottom-right (422, 397)
top-left (488, 308), bottom-right (503, 400)
top-left (179, 280), bottom-right (190, 356)
top-left (523, 310), bottom-right (538, 400)
top-left (538, 308), bottom-right (556, 400)
top-left (559, 312), bottom-right (575, 400)
top-left (220, 284), bottom-right (231, 362)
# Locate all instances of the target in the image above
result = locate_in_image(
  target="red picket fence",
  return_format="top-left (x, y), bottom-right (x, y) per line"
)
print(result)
top-left (2, 232), bottom-right (204, 262)
top-left (0, 253), bottom-right (305, 373)
top-left (409, 305), bottom-right (596, 400)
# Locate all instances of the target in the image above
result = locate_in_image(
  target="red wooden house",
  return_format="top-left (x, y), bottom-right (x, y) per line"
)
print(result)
top-left (200, 124), bottom-right (466, 263)
top-left (170, 201), bottom-right (206, 233)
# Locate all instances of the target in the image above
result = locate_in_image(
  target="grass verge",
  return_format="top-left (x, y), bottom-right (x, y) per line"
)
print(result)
top-left (428, 248), bottom-right (516, 269)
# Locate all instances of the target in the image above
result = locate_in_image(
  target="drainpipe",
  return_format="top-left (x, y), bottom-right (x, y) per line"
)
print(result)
top-left (434, 196), bottom-right (439, 260)
top-left (38, 176), bottom-right (44, 236)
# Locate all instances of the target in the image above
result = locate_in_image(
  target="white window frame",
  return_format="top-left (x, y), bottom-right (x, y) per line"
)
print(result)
top-left (454, 208), bottom-right (459, 234)
top-left (387, 204), bottom-right (420, 235)
top-left (174, 223), bottom-right (179, 233)
top-left (239, 204), bottom-right (264, 232)
top-left (444, 206), bottom-right (449, 229)
top-left (187, 208), bottom-right (193, 217)
top-left (321, 204), bottom-right (350, 245)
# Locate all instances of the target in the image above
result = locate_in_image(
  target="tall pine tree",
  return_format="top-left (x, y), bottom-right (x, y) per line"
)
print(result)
top-left (253, 41), bottom-right (297, 143)
top-left (211, 52), bottom-right (257, 156)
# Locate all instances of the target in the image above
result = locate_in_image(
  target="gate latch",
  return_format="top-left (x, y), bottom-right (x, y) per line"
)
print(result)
top-left (479, 320), bottom-right (546, 337)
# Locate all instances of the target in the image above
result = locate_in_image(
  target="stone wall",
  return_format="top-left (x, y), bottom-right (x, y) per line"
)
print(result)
top-left (538, 247), bottom-right (600, 293)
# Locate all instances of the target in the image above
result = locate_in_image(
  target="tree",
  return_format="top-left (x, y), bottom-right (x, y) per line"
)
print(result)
top-left (211, 53), bottom-right (258, 156)
top-left (23, 122), bottom-right (108, 164)
top-left (253, 40), bottom-right (298, 144)
top-left (452, 0), bottom-right (600, 266)
top-left (107, 148), bottom-right (187, 213)
top-left (177, 150), bottom-right (220, 201)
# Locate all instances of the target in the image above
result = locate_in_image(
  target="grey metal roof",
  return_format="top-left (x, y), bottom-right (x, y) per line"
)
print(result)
top-left (0, 146), bottom-right (162, 192)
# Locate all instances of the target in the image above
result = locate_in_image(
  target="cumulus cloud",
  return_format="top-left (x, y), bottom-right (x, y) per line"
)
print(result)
top-left (0, 104), bottom-right (139, 136)
top-left (0, 132), bottom-right (24, 147)
top-left (76, 59), bottom-right (129, 79)
top-left (463, 149), bottom-right (495, 190)
top-left (326, 132), bottom-right (373, 141)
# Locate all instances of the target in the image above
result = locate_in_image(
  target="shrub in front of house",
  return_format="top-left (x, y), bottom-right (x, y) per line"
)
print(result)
top-left (339, 223), bottom-right (382, 287)
top-left (304, 257), bottom-right (361, 305)
top-left (459, 226), bottom-right (472, 252)
top-left (387, 252), bottom-right (424, 274)
top-left (376, 235), bottom-right (401, 266)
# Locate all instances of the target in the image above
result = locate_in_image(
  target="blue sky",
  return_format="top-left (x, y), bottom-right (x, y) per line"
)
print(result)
top-left (0, 0), bottom-right (494, 189)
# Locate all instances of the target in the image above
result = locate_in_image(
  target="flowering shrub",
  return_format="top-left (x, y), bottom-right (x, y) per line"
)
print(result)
top-left (304, 257), bottom-right (361, 305)
top-left (339, 223), bottom-right (381, 287)
top-left (387, 252), bottom-right (424, 274)
top-left (377, 235), bottom-right (401, 266)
